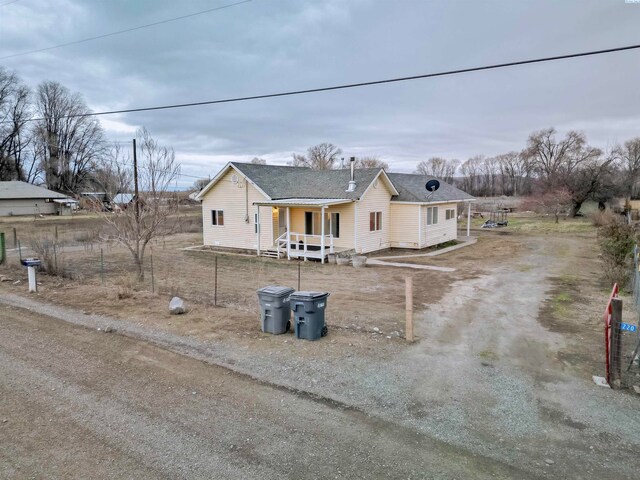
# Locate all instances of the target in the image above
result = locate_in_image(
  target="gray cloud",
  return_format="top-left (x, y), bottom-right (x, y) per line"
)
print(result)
top-left (1, 0), bottom-right (639, 187)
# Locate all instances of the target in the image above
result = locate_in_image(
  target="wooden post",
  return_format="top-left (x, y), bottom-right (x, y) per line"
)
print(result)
top-left (321, 206), bottom-right (325, 264)
top-left (18, 239), bottom-right (22, 261)
top-left (150, 254), bottom-right (155, 294)
top-left (54, 225), bottom-right (58, 242)
top-left (53, 243), bottom-right (58, 273)
top-left (214, 255), bottom-right (218, 306)
top-left (100, 248), bottom-right (105, 285)
top-left (405, 276), bottom-right (414, 342)
top-left (13, 227), bottom-right (17, 248)
top-left (609, 298), bottom-right (623, 388)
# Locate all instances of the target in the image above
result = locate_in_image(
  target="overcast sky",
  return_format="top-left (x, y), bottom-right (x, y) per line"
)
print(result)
top-left (1, 0), bottom-right (639, 187)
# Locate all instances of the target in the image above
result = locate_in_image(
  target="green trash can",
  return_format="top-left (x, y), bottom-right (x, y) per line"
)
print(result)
top-left (290, 291), bottom-right (329, 341)
top-left (257, 286), bottom-right (295, 334)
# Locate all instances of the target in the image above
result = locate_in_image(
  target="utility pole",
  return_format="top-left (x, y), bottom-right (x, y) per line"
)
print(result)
top-left (133, 138), bottom-right (140, 222)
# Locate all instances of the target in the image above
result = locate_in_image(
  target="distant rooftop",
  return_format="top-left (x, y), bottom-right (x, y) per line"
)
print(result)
top-left (0, 181), bottom-right (68, 200)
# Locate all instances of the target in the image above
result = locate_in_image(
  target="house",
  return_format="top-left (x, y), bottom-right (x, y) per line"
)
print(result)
top-left (112, 193), bottom-right (135, 210)
top-left (0, 181), bottom-right (77, 217)
top-left (196, 160), bottom-right (475, 262)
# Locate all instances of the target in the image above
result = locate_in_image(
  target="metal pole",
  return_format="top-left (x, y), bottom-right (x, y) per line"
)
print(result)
top-left (214, 255), bottom-right (218, 306)
top-left (297, 260), bottom-right (301, 291)
top-left (18, 239), bottom-right (22, 261)
top-left (55, 225), bottom-right (58, 242)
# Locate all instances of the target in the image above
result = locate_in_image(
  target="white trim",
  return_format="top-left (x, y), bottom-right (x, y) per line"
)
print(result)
top-left (354, 201), bottom-right (358, 254)
top-left (195, 163), bottom-right (272, 201)
top-left (359, 169), bottom-right (399, 200)
top-left (391, 199), bottom-right (476, 205)
top-left (321, 205), bottom-right (325, 264)
top-left (417, 204), bottom-right (422, 248)
top-left (256, 205), bottom-right (261, 256)
top-left (254, 198), bottom-right (353, 207)
top-left (286, 207), bottom-right (291, 260)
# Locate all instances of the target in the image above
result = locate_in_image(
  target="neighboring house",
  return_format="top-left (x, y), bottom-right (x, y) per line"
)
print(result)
top-left (196, 161), bottom-right (475, 261)
top-left (112, 193), bottom-right (135, 210)
top-left (0, 181), bottom-right (77, 217)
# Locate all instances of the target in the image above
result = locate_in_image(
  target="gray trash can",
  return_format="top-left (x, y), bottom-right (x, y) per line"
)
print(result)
top-left (290, 291), bottom-right (329, 341)
top-left (257, 286), bottom-right (295, 334)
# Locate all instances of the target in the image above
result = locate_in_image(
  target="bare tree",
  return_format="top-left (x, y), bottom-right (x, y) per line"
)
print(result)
top-left (611, 138), bottom-right (640, 199)
top-left (521, 188), bottom-right (573, 223)
top-left (415, 157), bottom-right (459, 183)
top-left (101, 128), bottom-right (180, 280)
top-left (34, 81), bottom-right (106, 193)
top-left (192, 178), bottom-right (210, 191)
top-left (250, 157), bottom-right (267, 165)
top-left (289, 143), bottom-right (341, 170)
top-left (0, 67), bottom-right (32, 181)
top-left (497, 151), bottom-right (531, 196)
top-left (93, 144), bottom-right (133, 201)
top-left (524, 128), bottom-right (604, 215)
top-left (354, 155), bottom-right (389, 170)
top-left (459, 156), bottom-right (483, 195)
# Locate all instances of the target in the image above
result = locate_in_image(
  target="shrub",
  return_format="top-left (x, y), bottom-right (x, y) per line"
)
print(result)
top-left (29, 236), bottom-right (65, 277)
top-left (598, 222), bottom-right (637, 288)
top-left (590, 209), bottom-right (619, 227)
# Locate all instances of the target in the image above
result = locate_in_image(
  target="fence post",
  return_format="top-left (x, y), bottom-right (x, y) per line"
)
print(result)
top-left (297, 260), bottom-right (301, 291)
top-left (214, 255), bottom-right (218, 306)
top-left (55, 225), bottom-right (58, 242)
top-left (406, 276), bottom-right (414, 342)
top-left (150, 254), bottom-right (155, 294)
top-left (17, 239), bottom-right (22, 261)
top-left (0, 232), bottom-right (5, 265)
top-left (100, 248), bottom-right (105, 285)
top-left (53, 243), bottom-right (58, 273)
top-left (13, 227), bottom-right (17, 248)
top-left (609, 297), bottom-right (623, 388)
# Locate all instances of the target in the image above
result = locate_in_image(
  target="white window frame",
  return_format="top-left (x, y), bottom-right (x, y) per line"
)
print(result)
top-left (211, 209), bottom-right (224, 226)
top-left (370, 211), bottom-right (382, 231)
top-left (427, 206), bottom-right (438, 225)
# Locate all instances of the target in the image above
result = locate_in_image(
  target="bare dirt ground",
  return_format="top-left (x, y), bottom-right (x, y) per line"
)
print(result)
top-left (1, 213), bottom-right (640, 478)
top-left (1, 304), bottom-right (533, 480)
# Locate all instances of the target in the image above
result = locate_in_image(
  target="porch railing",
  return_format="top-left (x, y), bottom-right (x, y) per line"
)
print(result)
top-left (288, 232), bottom-right (334, 258)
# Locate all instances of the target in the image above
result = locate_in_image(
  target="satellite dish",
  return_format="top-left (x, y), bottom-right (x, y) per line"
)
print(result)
top-left (425, 179), bottom-right (440, 192)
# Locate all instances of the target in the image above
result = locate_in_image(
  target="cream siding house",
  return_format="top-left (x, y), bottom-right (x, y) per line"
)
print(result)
top-left (196, 161), bottom-right (474, 261)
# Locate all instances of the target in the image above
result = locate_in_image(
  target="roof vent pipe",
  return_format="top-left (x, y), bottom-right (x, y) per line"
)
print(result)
top-left (346, 157), bottom-right (356, 192)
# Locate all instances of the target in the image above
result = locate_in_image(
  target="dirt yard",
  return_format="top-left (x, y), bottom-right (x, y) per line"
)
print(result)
top-left (2, 212), bottom-right (639, 478)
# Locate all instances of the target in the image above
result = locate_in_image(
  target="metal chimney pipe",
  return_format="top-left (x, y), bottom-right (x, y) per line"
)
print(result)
top-left (346, 157), bottom-right (356, 192)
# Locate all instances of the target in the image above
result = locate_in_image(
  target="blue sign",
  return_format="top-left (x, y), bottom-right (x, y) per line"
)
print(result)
top-left (621, 323), bottom-right (637, 333)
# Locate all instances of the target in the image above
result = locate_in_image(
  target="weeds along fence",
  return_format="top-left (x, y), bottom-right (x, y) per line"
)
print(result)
top-left (0, 238), bottom-right (413, 332)
top-left (605, 245), bottom-right (640, 389)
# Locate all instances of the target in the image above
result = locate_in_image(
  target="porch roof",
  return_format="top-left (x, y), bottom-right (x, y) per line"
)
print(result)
top-left (253, 198), bottom-right (353, 207)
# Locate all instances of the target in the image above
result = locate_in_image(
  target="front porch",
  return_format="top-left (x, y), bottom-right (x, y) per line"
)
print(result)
top-left (254, 198), bottom-right (354, 263)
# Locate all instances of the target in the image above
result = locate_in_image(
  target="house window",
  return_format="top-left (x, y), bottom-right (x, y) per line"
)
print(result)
top-left (445, 208), bottom-right (456, 220)
top-left (211, 210), bottom-right (224, 226)
top-left (369, 211), bottom-right (382, 231)
top-left (254, 213), bottom-right (259, 233)
top-left (427, 207), bottom-right (438, 225)
top-left (331, 212), bottom-right (340, 238)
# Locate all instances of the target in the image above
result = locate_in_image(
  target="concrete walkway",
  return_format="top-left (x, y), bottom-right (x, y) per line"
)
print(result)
top-left (367, 236), bottom-right (477, 272)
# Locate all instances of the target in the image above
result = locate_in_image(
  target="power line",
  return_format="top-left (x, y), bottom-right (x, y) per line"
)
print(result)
top-left (15, 42), bottom-right (640, 123)
top-left (0, 0), bottom-right (252, 60)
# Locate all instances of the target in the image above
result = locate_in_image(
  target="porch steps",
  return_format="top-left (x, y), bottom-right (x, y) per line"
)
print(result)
top-left (261, 249), bottom-right (283, 259)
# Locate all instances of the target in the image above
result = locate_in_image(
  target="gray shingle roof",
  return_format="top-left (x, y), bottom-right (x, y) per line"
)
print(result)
top-left (387, 173), bottom-right (475, 203)
top-left (231, 163), bottom-right (383, 200)
top-left (0, 181), bottom-right (68, 200)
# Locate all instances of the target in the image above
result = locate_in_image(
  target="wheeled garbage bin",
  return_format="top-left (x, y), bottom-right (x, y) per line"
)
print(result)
top-left (290, 291), bottom-right (329, 341)
top-left (257, 286), bottom-right (295, 334)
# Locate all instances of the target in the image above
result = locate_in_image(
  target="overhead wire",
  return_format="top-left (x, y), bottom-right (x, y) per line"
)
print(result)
top-left (0, 0), bottom-right (252, 60)
top-left (11, 42), bottom-right (640, 123)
